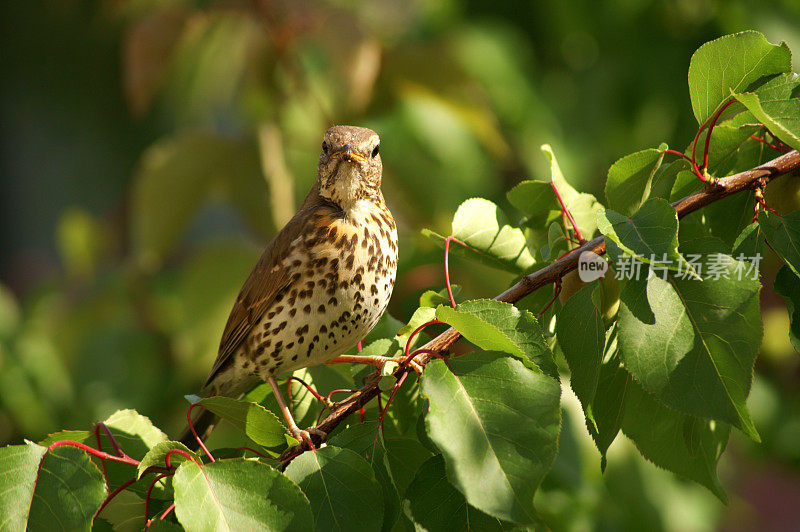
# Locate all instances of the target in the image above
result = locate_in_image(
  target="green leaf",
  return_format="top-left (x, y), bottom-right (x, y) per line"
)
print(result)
top-left (420, 352), bottom-right (561, 525)
top-left (586, 351), bottom-right (630, 465)
top-left (137, 441), bottom-right (199, 479)
top-left (732, 91), bottom-right (800, 151)
top-left (617, 238), bottom-right (762, 440)
top-left (382, 438), bottom-right (434, 498)
top-left (396, 307), bottom-right (436, 337)
top-left (541, 144), bottom-right (604, 239)
top-left (597, 198), bottom-right (697, 277)
top-left (621, 376), bottom-right (730, 502)
top-left (285, 446), bottom-right (383, 532)
top-left (38, 430), bottom-right (94, 448)
top-left (419, 285), bottom-right (461, 308)
top-left (423, 198), bottom-right (535, 273)
top-left (0, 443), bottom-right (48, 530)
top-left (327, 424), bottom-right (433, 532)
top-left (402, 455), bottom-right (512, 531)
top-left (732, 217), bottom-right (766, 258)
top-left (96, 489), bottom-right (152, 532)
top-left (16, 444), bottom-right (107, 531)
top-left (102, 409), bottom-right (168, 450)
top-left (688, 31), bottom-right (791, 124)
top-left (701, 188), bottom-right (756, 248)
top-left (650, 159), bottom-right (686, 201)
top-left (507, 179), bottom-right (554, 219)
top-left (435, 299), bottom-right (557, 378)
top-left (327, 423), bottom-right (403, 532)
top-left (760, 210), bottom-right (800, 278)
top-left (774, 266), bottom-right (800, 351)
top-left (555, 284), bottom-right (604, 408)
top-left (541, 221), bottom-right (568, 261)
top-left (605, 146), bottom-right (667, 217)
top-left (199, 396), bottom-right (291, 448)
top-left (173, 458), bottom-right (313, 531)
top-left (131, 132), bottom-right (270, 270)
top-left (98, 409), bottom-right (168, 496)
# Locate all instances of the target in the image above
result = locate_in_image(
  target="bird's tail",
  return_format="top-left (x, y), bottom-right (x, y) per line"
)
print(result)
top-left (178, 407), bottom-right (220, 451)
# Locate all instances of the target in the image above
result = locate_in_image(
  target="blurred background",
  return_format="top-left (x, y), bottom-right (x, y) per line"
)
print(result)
top-left (1, 0), bottom-right (799, 529)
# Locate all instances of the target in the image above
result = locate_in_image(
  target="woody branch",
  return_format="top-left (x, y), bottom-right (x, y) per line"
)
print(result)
top-left (279, 148), bottom-right (800, 464)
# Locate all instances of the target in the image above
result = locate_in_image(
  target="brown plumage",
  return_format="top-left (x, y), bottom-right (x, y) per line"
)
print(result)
top-left (181, 126), bottom-right (398, 449)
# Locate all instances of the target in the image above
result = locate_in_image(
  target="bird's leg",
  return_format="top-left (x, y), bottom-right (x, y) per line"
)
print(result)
top-left (326, 354), bottom-right (423, 376)
top-left (268, 375), bottom-right (324, 450)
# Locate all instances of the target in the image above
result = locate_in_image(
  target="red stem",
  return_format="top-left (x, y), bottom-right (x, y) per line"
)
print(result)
top-left (160, 503), bottom-right (176, 520)
top-left (317, 389), bottom-right (358, 424)
top-left (402, 320), bottom-right (444, 364)
top-left (750, 135), bottom-right (790, 153)
top-left (287, 376), bottom-right (325, 403)
top-left (94, 477), bottom-right (137, 519)
top-left (537, 281), bottom-right (562, 317)
top-left (325, 389), bottom-right (357, 403)
top-left (144, 473), bottom-right (170, 523)
top-left (764, 239), bottom-right (786, 266)
top-left (48, 441), bottom-right (140, 467)
top-left (702, 99), bottom-right (737, 171)
top-left (96, 423), bottom-right (125, 457)
top-left (186, 403), bottom-right (215, 462)
top-left (377, 370), bottom-right (409, 438)
top-left (238, 447), bottom-right (271, 459)
top-left (550, 182), bottom-right (585, 243)
top-left (662, 149), bottom-right (693, 163)
top-left (94, 424), bottom-right (109, 483)
top-left (444, 237), bottom-right (467, 308)
top-left (164, 448), bottom-right (198, 468)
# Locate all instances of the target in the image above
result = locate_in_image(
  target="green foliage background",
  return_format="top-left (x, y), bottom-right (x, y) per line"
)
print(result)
top-left (1, 0), bottom-right (800, 529)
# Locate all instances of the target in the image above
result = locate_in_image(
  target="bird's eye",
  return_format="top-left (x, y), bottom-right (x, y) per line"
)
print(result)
top-left (371, 144), bottom-right (380, 158)
top-left (321, 141), bottom-right (329, 154)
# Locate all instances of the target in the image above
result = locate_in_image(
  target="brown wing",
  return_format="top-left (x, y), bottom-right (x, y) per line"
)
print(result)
top-left (203, 185), bottom-right (329, 387)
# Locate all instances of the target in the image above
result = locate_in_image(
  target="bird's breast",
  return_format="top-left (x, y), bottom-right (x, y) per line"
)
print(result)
top-left (239, 201), bottom-right (398, 378)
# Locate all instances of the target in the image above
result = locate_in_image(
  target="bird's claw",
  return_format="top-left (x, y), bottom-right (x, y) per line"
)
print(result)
top-left (290, 426), bottom-right (326, 450)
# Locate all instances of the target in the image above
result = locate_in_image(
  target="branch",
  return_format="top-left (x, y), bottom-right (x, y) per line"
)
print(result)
top-left (279, 149), bottom-right (800, 463)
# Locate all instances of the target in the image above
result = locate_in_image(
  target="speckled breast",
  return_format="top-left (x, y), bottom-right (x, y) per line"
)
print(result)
top-left (239, 201), bottom-right (397, 379)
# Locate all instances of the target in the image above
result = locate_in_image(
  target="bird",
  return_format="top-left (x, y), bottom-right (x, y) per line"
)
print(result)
top-left (179, 125), bottom-right (398, 450)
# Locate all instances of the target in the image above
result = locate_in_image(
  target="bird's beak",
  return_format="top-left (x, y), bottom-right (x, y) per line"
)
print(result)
top-left (331, 144), bottom-right (366, 163)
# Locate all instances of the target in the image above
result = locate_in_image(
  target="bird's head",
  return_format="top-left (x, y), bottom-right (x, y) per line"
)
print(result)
top-left (317, 126), bottom-right (382, 210)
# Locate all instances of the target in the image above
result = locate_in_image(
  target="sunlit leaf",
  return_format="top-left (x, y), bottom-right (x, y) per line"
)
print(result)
top-left (435, 299), bottom-right (557, 378)
top-left (423, 198), bottom-right (535, 273)
top-left (98, 409), bottom-right (169, 496)
top-left (137, 441), bottom-right (198, 479)
top-left (0, 443), bottom-right (107, 531)
top-left (173, 459), bottom-right (313, 531)
top-left (597, 198), bottom-right (697, 276)
top-left (688, 31), bottom-right (791, 124)
top-left (199, 396), bottom-right (291, 448)
top-left (420, 352), bottom-right (560, 525)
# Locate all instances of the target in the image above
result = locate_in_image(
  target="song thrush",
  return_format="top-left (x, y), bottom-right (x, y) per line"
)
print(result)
top-left (180, 126), bottom-right (398, 449)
